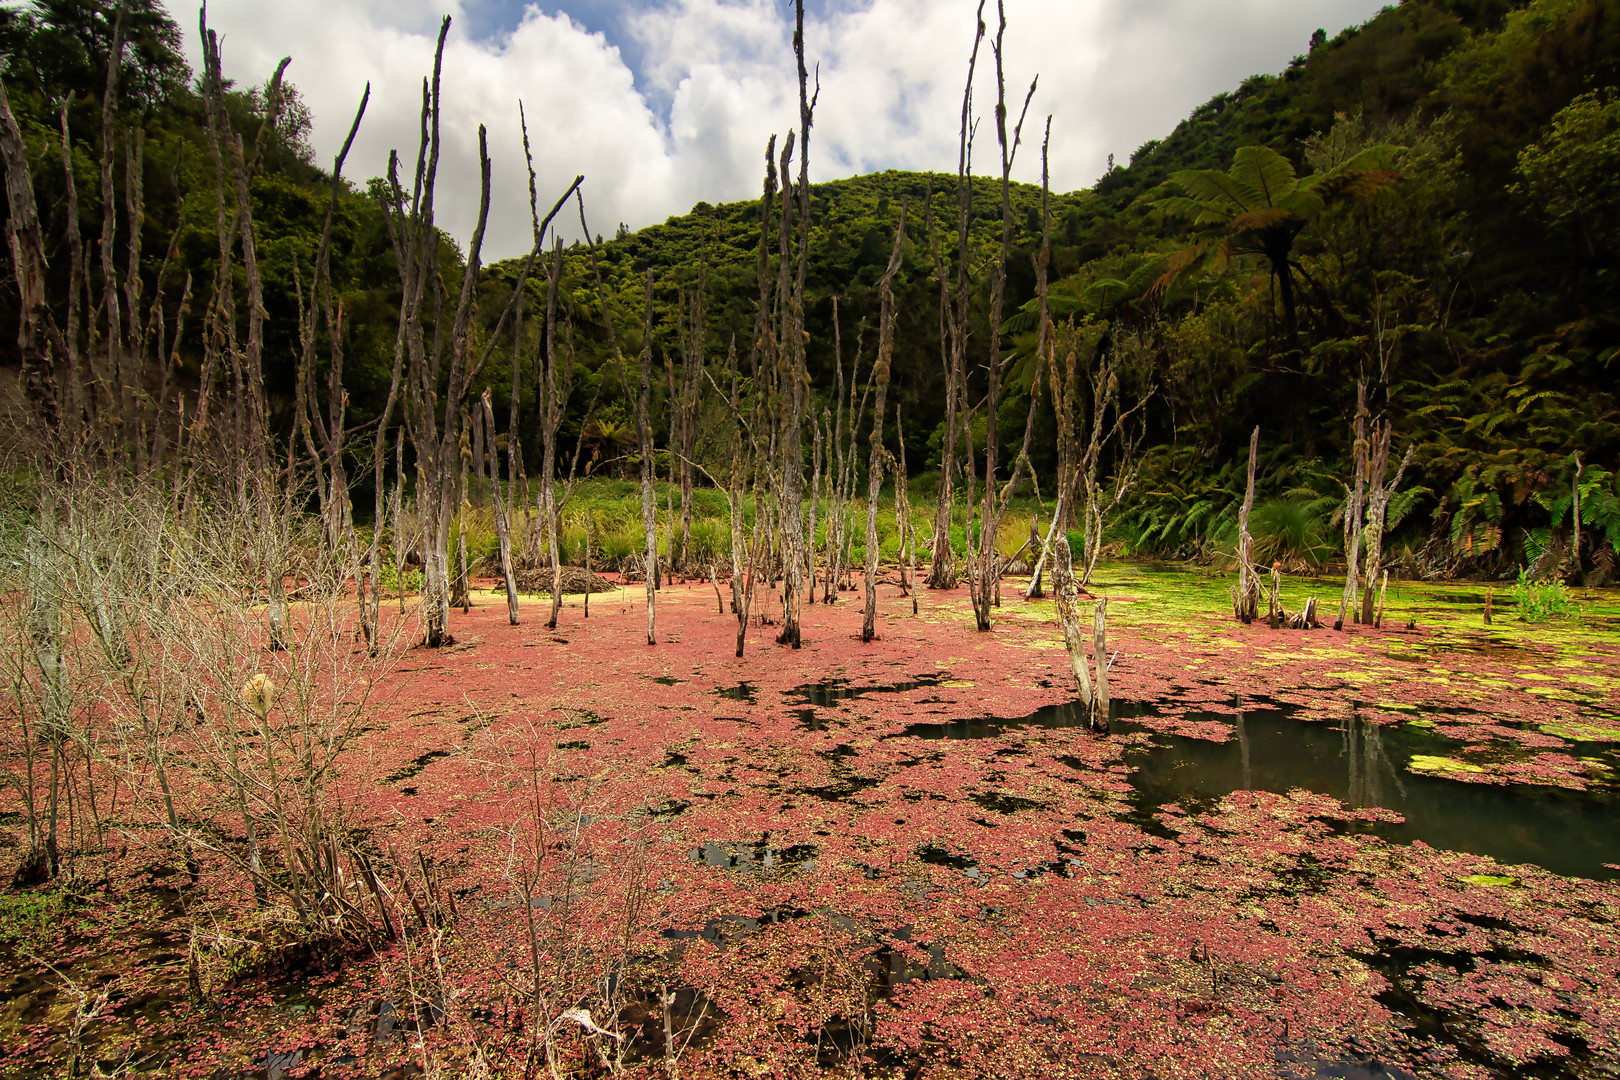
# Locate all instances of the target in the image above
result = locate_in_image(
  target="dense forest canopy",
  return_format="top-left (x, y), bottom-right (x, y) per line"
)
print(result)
top-left (1, 0), bottom-right (1617, 582)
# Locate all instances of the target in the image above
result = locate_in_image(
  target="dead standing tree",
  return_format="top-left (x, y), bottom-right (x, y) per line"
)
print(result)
top-left (1233, 426), bottom-right (1261, 622)
top-left (926, 6), bottom-right (989, 593)
top-left (1335, 383), bottom-right (1370, 629)
top-left (1074, 327), bottom-right (1152, 587)
top-left (862, 206), bottom-right (907, 643)
top-left (637, 272), bottom-right (658, 645)
top-left (776, 0), bottom-right (819, 648)
top-left (969, 1), bottom-right (1039, 633)
top-left (403, 99), bottom-right (493, 646)
top-left (1333, 380), bottom-right (1412, 629)
top-left (1360, 422), bottom-right (1413, 626)
top-left (197, 17), bottom-right (298, 648)
top-left (383, 22), bottom-right (571, 646)
top-left (539, 239), bottom-right (570, 630)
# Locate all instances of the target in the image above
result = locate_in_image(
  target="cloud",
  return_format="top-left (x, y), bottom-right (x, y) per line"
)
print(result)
top-left (179, 0), bottom-right (1388, 260)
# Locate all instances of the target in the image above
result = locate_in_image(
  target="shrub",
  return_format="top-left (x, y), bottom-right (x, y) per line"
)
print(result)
top-left (1248, 493), bottom-right (1336, 569)
top-left (1514, 567), bottom-right (1576, 622)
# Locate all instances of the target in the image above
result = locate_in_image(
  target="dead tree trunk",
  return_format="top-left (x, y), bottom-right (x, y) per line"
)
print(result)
top-left (726, 337), bottom-right (747, 615)
top-left (1335, 382), bottom-right (1370, 630)
top-left (0, 81), bottom-right (64, 437)
top-left (1092, 596), bottom-right (1110, 730)
top-left (1360, 424), bottom-right (1412, 625)
top-left (896, 404), bottom-right (918, 616)
top-left (482, 391), bottom-right (520, 624)
top-left (1234, 426), bottom-right (1260, 623)
top-left (637, 272), bottom-right (657, 645)
top-left (1051, 536), bottom-right (1095, 720)
top-left (541, 240), bottom-right (568, 630)
top-left (862, 207), bottom-right (907, 643)
top-left (970, 4), bottom-right (1038, 632)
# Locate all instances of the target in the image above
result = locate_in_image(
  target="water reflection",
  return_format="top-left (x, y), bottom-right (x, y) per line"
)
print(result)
top-left (891, 696), bottom-right (1619, 879)
top-left (1124, 707), bottom-right (1619, 880)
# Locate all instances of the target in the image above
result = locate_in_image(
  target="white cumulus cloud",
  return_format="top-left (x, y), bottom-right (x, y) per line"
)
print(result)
top-left (177, 0), bottom-right (1388, 259)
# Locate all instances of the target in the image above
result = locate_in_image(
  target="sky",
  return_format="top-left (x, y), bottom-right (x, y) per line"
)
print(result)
top-left (174, 0), bottom-right (1392, 260)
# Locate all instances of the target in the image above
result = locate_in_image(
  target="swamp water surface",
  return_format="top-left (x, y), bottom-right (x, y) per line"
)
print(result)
top-left (783, 679), bottom-right (1620, 880)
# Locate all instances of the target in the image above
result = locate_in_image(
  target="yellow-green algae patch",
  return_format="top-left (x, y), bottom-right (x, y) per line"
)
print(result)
top-left (1409, 755), bottom-right (1487, 775)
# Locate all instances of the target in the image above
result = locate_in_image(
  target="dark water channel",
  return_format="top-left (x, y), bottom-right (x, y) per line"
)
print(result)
top-left (1120, 706), bottom-right (1620, 880)
top-left (892, 698), bottom-right (1620, 880)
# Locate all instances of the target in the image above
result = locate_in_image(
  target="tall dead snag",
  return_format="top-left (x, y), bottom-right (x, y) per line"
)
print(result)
top-left (374, 56), bottom-right (444, 640)
top-left (637, 272), bottom-right (658, 645)
top-left (970, 1), bottom-right (1038, 633)
top-left (674, 278), bottom-right (705, 570)
top-left (736, 136), bottom-right (778, 655)
top-left (481, 391), bottom-right (520, 624)
top-left (1025, 123), bottom-right (1058, 600)
top-left (540, 240), bottom-right (568, 629)
top-left (1051, 528), bottom-right (1096, 724)
top-left (99, 5), bottom-right (132, 452)
top-left (293, 85), bottom-right (371, 637)
top-left (1570, 452), bottom-right (1584, 585)
top-left (199, 17), bottom-right (295, 647)
top-left (407, 109), bottom-right (490, 647)
top-left (929, 5), bottom-right (989, 593)
top-left (773, 129), bottom-right (804, 646)
top-left (808, 401), bottom-right (823, 604)
top-left (896, 405), bottom-right (918, 615)
top-left (1360, 422), bottom-right (1412, 625)
top-left (1335, 382), bottom-right (1370, 630)
top-left (0, 80), bottom-right (64, 436)
top-left (385, 29), bottom-right (566, 646)
top-left (863, 206), bottom-right (907, 643)
top-left (1233, 426), bottom-right (1261, 623)
top-left (725, 338), bottom-right (747, 615)
top-left (1092, 597), bottom-right (1110, 728)
top-left (776, 0), bottom-right (818, 648)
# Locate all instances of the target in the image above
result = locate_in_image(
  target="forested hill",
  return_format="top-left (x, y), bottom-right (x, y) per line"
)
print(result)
top-left (2, 0), bottom-right (1618, 581)
top-left (539, 0), bottom-right (1620, 582)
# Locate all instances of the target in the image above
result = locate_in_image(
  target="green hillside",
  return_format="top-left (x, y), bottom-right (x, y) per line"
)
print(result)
top-left (2, 0), bottom-right (1617, 579)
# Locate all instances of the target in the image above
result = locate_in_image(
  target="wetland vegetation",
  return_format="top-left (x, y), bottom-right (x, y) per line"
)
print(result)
top-left (1, 0), bottom-right (1618, 1077)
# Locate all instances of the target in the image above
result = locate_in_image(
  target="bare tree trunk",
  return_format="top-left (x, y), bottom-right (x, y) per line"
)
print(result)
top-left (637, 273), bottom-right (657, 645)
top-left (0, 81), bottom-right (64, 437)
top-left (1234, 426), bottom-right (1260, 623)
top-left (1571, 453), bottom-right (1584, 585)
top-left (970, 3), bottom-right (1038, 632)
top-left (483, 391), bottom-right (520, 624)
top-left (1051, 537), bottom-right (1095, 717)
top-left (1361, 426), bottom-right (1411, 624)
top-left (1335, 382), bottom-right (1369, 630)
top-left (57, 102), bottom-right (85, 446)
top-left (453, 416), bottom-right (471, 613)
top-left (541, 241), bottom-right (566, 630)
top-left (776, 0), bottom-right (816, 648)
top-left (99, 7), bottom-right (132, 453)
top-left (1092, 596), bottom-right (1110, 730)
top-left (808, 409), bottom-right (822, 605)
top-left (897, 405), bottom-right (918, 616)
top-left (725, 338), bottom-right (747, 614)
top-left (863, 207), bottom-right (907, 643)
top-left (392, 432), bottom-right (406, 615)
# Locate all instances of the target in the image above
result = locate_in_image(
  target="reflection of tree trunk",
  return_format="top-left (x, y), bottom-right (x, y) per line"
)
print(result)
top-left (1346, 711), bottom-right (1361, 809)
top-left (1237, 712), bottom-right (1251, 792)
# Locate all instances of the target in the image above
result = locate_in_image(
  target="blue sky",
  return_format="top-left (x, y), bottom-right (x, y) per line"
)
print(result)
top-left (183, 0), bottom-right (1391, 259)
